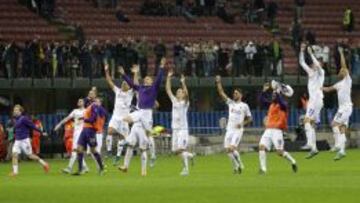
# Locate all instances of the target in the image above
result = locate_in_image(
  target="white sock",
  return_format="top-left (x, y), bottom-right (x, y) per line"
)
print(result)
top-left (228, 152), bottom-right (239, 169)
top-left (106, 135), bottom-right (113, 152)
top-left (332, 126), bottom-right (340, 149)
top-left (68, 152), bottom-right (77, 169)
top-left (181, 151), bottom-right (189, 171)
top-left (13, 164), bottom-right (18, 174)
top-left (38, 159), bottom-right (46, 166)
top-left (148, 137), bottom-right (156, 159)
top-left (232, 150), bottom-right (244, 169)
top-left (305, 123), bottom-right (317, 151)
top-left (83, 159), bottom-right (88, 170)
top-left (339, 133), bottom-right (347, 154)
top-left (283, 151), bottom-right (296, 164)
top-left (117, 140), bottom-right (126, 157)
top-left (124, 147), bottom-right (133, 168)
top-left (259, 150), bottom-right (267, 172)
top-left (141, 151), bottom-right (147, 173)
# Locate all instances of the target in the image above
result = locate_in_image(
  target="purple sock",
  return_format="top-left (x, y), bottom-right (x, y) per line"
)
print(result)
top-left (77, 153), bottom-right (84, 172)
top-left (93, 152), bottom-right (104, 170)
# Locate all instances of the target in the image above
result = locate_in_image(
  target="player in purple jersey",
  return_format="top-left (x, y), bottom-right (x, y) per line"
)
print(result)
top-left (10, 104), bottom-right (49, 177)
top-left (118, 58), bottom-right (166, 176)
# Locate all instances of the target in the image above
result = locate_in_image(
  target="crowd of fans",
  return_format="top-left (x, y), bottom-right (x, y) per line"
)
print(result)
top-left (0, 37), bottom-right (285, 79)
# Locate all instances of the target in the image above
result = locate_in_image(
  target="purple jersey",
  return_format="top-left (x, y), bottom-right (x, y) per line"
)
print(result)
top-left (14, 115), bottom-right (42, 140)
top-left (122, 69), bottom-right (164, 109)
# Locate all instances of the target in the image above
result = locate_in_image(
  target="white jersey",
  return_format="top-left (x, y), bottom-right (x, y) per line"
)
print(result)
top-left (226, 99), bottom-right (252, 131)
top-left (300, 52), bottom-right (325, 102)
top-left (113, 86), bottom-right (134, 118)
top-left (170, 95), bottom-right (189, 130)
top-left (69, 108), bottom-right (84, 132)
top-left (334, 73), bottom-right (353, 108)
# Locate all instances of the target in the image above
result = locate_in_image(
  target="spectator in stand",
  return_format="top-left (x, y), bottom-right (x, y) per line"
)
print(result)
top-left (173, 40), bottom-right (186, 75)
top-left (115, 5), bottom-right (130, 23)
top-left (153, 38), bottom-right (167, 74)
top-left (231, 40), bottom-right (243, 77)
top-left (269, 37), bottom-right (282, 76)
top-left (0, 39), bottom-right (5, 77)
top-left (245, 41), bottom-right (257, 76)
top-left (294, 0), bottom-right (305, 21)
top-left (216, 0), bottom-right (235, 24)
top-left (343, 7), bottom-right (354, 32)
top-left (204, 40), bottom-right (216, 77)
top-left (217, 42), bottom-right (230, 76)
top-left (351, 40), bottom-right (360, 76)
top-left (2, 42), bottom-right (18, 79)
top-left (266, 0), bottom-right (278, 28)
top-left (254, 0), bottom-right (266, 24)
top-left (290, 19), bottom-right (303, 52)
top-left (136, 36), bottom-right (150, 78)
top-left (205, 0), bottom-right (216, 16)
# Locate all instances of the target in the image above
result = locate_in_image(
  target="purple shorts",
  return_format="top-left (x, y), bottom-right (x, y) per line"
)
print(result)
top-left (77, 128), bottom-right (97, 149)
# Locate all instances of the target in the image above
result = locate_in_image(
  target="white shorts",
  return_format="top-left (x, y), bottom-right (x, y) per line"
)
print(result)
top-left (224, 129), bottom-right (243, 148)
top-left (126, 122), bottom-right (149, 150)
top-left (12, 138), bottom-right (32, 155)
top-left (109, 116), bottom-right (129, 137)
top-left (333, 106), bottom-right (353, 127)
top-left (306, 99), bottom-right (323, 121)
top-left (72, 128), bottom-right (82, 150)
top-left (259, 129), bottom-right (284, 151)
top-left (172, 129), bottom-right (189, 152)
top-left (129, 109), bottom-right (153, 131)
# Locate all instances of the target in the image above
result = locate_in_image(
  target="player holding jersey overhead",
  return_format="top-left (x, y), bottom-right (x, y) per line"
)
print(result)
top-left (215, 76), bottom-right (252, 174)
top-left (73, 90), bottom-right (104, 176)
top-left (118, 58), bottom-right (165, 176)
top-left (166, 71), bottom-right (194, 176)
top-left (258, 84), bottom-right (297, 174)
top-left (10, 105), bottom-right (49, 176)
top-left (54, 98), bottom-right (89, 174)
top-left (299, 43), bottom-right (325, 159)
top-left (323, 48), bottom-right (353, 161)
top-left (104, 63), bottom-right (135, 165)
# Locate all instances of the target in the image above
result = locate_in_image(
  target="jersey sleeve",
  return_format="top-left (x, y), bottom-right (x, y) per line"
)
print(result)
top-left (68, 110), bottom-right (76, 119)
top-left (169, 95), bottom-right (177, 103)
top-left (113, 86), bottom-right (120, 94)
top-left (245, 104), bottom-right (252, 118)
top-left (225, 98), bottom-right (234, 105)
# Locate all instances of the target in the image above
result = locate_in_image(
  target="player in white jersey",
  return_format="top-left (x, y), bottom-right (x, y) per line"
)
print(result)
top-left (299, 43), bottom-right (325, 159)
top-left (54, 98), bottom-right (89, 173)
top-left (104, 63), bottom-right (134, 165)
top-left (215, 76), bottom-right (252, 174)
top-left (323, 48), bottom-right (353, 161)
top-left (166, 71), bottom-right (194, 176)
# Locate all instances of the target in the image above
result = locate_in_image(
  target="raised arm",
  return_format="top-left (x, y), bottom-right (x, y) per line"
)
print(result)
top-left (54, 112), bottom-right (74, 131)
top-left (307, 46), bottom-right (322, 70)
top-left (23, 117), bottom-right (43, 133)
top-left (339, 47), bottom-right (349, 74)
top-left (131, 64), bottom-right (140, 86)
top-left (215, 75), bottom-right (229, 101)
top-left (104, 63), bottom-right (116, 91)
top-left (119, 66), bottom-right (139, 91)
top-left (299, 43), bottom-right (312, 74)
top-left (322, 86), bottom-right (336, 93)
top-left (180, 74), bottom-right (189, 101)
top-left (153, 57), bottom-right (166, 89)
top-left (165, 70), bottom-right (175, 99)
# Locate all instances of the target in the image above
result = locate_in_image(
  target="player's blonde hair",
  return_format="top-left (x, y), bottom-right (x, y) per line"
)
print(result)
top-left (14, 104), bottom-right (24, 112)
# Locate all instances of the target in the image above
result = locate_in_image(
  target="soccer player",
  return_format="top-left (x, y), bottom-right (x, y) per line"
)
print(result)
top-left (322, 47), bottom-right (353, 161)
top-left (299, 43), bottom-right (325, 159)
top-left (94, 97), bottom-right (107, 154)
top-left (73, 91), bottom-right (105, 176)
top-left (103, 63), bottom-right (134, 165)
top-left (166, 71), bottom-right (194, 176)
top-left (258, 85), bottom-right (297, 174)
top-left (54, 98), bottom-right (89, 174)
top-left (31, 116), bottom-right (43, 155)
top-left (9, 104), bottom-right (49, 176)
top-left (118, 58), bottom-right (166, 176)
top-left (215, 75), bottom-right (252, 174)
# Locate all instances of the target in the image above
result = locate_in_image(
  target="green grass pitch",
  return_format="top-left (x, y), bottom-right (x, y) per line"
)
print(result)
top-left (0, 150), bottom-right (359, 203)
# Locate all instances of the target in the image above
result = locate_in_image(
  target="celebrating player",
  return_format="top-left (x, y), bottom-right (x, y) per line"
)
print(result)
top-left (73, 90), bottom-right (105, 175)
top-left (104, 63), bottom-right (135, 165)
top-left (322, 48), bottom-right (353, 161)
top-left (94, 97), bottom-right (107, 154)
top-left (166, 71), bottom-right (194, 176)
top-left (299, 43), bottom-right (325, 159)
top-left (118, 58), bottom-right (166, 176)
top-left (9, 104), bottom-right (49, 176)
top-left (215, 75), bottom-right (252, 174)
top-left (54, 98), bottom-right (89, 174)
top-left (258, 84), bottom-right (297, 174)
